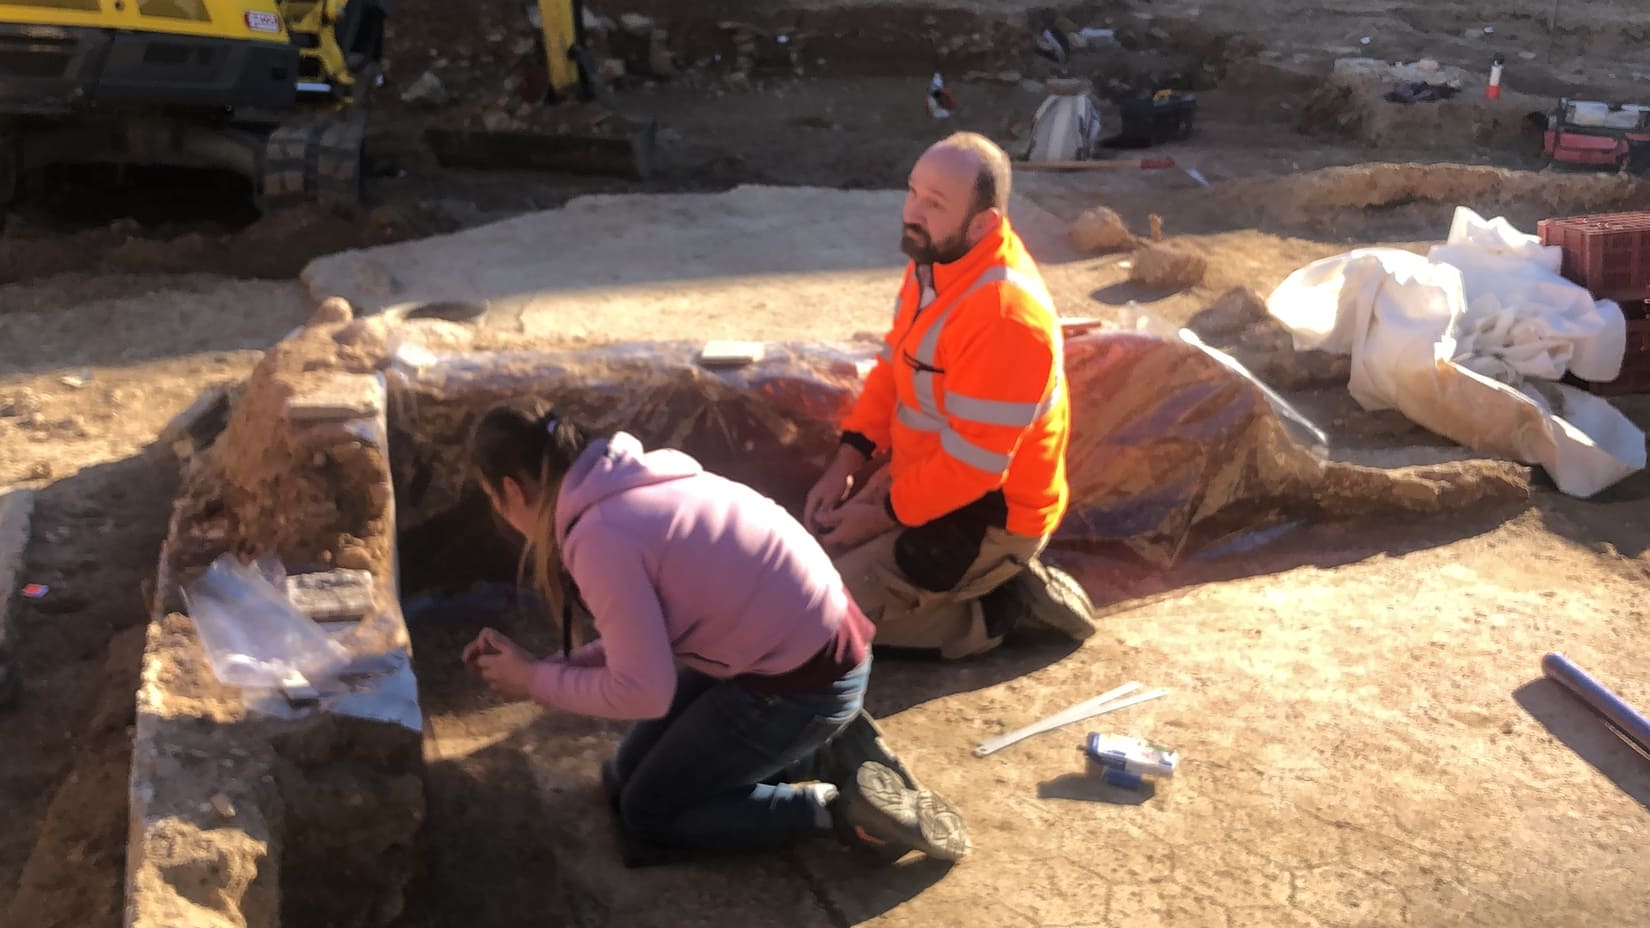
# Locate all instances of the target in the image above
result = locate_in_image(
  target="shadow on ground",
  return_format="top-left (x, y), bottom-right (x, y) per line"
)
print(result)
top-left (1532, 395), bottom-right (1650, 559)
top-left (1038, 771), bottom-right (1158, 806)
top-left (870, 503), bottom-right (1529, 716)
top-left (0, 448), bottom-right (177, 927)
top-left (395, 737), bottom-right (590, 928)
top-left (400, 587), bottom-right (964, 928)
top-left (1091, 280), bottom-right (1188, 307)
top-left (1514, 677), bottom-right (1650, 815)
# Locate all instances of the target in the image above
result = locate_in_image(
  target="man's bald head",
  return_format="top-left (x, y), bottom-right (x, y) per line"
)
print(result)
top-left (900, 132), bottom-right (1012, 264)
top-left (925, 132), bottom-right (1012, 214)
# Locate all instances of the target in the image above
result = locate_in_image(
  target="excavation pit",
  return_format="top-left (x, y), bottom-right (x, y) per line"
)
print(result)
top-left (128, 307), bottom-right (1534, 928)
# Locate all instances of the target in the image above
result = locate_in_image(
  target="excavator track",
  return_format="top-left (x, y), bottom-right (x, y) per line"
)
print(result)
top-left (258, 110), bottom-right (366, 213)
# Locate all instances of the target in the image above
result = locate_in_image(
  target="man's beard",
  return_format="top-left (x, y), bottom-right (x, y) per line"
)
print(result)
top-left (900, 223), bottom-right (972, 265)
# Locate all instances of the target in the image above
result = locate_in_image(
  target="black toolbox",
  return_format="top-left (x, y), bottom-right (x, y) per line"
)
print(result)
top-left (1114, 92), bottom-right (1198, 147)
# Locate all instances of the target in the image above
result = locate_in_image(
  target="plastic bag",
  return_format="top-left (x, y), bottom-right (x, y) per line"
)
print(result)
top-left (1026, 87), bottom-right (1106, 162)
top-left (1053, 329), bottom-right (1328, 566)
top-left (182, 554), bottom-right (353, 688)
top-left (387, 339), bottom-right (872, 536)
top-left (386, 334), bottom-right (1328, 571)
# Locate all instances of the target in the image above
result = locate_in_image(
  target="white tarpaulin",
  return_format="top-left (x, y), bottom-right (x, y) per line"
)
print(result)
top-left (1267, 206), bottom-right (1646, 497)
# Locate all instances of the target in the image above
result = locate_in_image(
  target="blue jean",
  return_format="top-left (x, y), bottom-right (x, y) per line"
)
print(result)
top-left (604, 658), bottom-right (870, 853)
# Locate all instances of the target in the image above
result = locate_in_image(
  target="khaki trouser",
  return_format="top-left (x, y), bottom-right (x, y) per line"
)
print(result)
top-left (833, 470), bottom-right (1047, 659)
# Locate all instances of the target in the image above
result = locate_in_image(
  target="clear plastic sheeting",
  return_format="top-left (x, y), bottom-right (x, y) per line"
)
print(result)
top-left (385, 328), bottom-right (1522, 587)
top-left (386, 340), bottom-right (876, 535)
top-left (183, 554), bottom-right (352, 689)
top-left (1053, 329), bottom-right (1332, 566)
top-left (1109, 302), bottom-right (1331, 454)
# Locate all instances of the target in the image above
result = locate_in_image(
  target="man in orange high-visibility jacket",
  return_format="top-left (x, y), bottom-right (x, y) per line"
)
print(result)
top-left (806, 132), bottom-right (1096, 660)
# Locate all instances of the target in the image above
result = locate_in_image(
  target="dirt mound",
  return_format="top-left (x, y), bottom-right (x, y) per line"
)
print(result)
top-left (1068, 205), bottom-right (1136, 253)
top-left (1129, 240), bottom-right (1207, 289)
top-left (1198, 163), bottom-right (1650, 239)
top-left (1298, 57), bottom-right (1548, 151)
top-left (173, 320), bottom-right (396, 579)
top-left (1190, 286), bottom-right (1269, 337)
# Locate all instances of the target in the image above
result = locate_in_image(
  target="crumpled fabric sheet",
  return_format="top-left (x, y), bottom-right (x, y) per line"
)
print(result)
top-left (1384, 80), bottom-right (1461, 103)
top-left (1267, 206), bottom-right (1646, 497)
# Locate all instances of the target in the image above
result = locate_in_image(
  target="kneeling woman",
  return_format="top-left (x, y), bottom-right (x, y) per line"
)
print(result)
top-left (460, 405), bottom-right (970, 865)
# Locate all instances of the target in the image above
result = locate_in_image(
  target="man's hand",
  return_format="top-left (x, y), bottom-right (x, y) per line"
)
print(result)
top-left (815, 499), bottom-right (896, 552)
top-left (463, 627), bottom-right (537, 701)
top-left (804, 446), bottom-right (868, 533)
top-left (861, 464), bottom-right (894, 501)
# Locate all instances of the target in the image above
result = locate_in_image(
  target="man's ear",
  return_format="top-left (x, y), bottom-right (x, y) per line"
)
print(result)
top-left (966, 207), bottom-right (1003, 245)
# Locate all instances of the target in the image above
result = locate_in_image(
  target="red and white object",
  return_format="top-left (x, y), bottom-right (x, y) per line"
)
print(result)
top-left (1485, 53), bottom-right (1504, 100)
top-left (925, 73), bottom-right (956, 119)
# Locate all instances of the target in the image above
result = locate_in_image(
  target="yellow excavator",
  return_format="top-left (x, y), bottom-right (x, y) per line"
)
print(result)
top-left (0, 0), bottom-right (603, 210)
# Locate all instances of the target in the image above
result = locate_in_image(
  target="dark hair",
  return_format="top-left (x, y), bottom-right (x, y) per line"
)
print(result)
top-left (938, 131), bottom-right (1013, 214)
top-left (469, 403), bottom-right (598, 648)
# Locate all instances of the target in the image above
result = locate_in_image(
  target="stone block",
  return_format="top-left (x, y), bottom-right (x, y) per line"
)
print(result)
top-left (158, 386), bottom-right (233, 460)
top-left (285, 568), bottom-right (376, 621)
top-left (283, 373), bottom-right (384, 422)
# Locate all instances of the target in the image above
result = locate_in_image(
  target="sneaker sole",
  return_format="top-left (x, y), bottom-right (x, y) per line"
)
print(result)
top-left (916, 791), bottom-right (973, 861)
top-left (857, 762), bottom-right (972, 862)
top-left (1020, 560), bottom-right (1099, 641)
top-left (848, 710), bottom-right (924, 790)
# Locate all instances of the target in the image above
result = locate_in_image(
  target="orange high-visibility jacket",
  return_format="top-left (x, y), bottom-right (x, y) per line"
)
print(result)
top-left (841, 217), bottom-right (1070, 538)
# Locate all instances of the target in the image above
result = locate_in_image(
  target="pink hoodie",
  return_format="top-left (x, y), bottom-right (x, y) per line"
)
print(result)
top-left (526, 432), bottom-right (859, 719)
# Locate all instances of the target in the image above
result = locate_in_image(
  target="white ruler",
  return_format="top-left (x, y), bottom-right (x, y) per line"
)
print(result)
top-left (973, 682), bottom-right (1170, 757)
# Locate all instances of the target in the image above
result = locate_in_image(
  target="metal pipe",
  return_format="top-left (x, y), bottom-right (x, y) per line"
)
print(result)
top-left (1541, 652), bottom-right (1650, 758)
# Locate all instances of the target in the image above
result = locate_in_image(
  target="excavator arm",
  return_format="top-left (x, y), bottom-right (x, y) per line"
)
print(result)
top-left (536, 0), bottom-right (584, 101)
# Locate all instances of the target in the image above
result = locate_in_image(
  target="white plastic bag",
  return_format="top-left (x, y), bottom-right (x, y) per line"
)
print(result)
top-left (183, 554), bottom-right (352, 688)
top-left (1026, 90), bottom-right (1105, 162)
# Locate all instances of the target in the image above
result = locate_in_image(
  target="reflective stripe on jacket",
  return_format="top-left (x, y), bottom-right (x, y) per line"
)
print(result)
top-left (841, 217), bottom-right (1070, 537)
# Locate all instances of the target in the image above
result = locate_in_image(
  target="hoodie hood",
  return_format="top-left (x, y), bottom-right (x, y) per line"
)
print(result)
top-left (554, 432), bottom-right (701, 544)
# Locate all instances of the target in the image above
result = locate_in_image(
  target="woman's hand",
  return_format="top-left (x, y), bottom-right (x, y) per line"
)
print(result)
top-left (462, 627), bottom-right (537, 701)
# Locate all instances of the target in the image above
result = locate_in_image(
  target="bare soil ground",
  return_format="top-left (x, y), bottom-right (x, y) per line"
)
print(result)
top-left (3, 0), bottom-right (1650, 926)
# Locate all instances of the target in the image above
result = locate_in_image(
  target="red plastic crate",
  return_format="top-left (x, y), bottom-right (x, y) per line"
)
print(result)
top-left (1538, 211), bottom-right (1650, 304)
top-left (1539, 214), bottom-right (1650, 394)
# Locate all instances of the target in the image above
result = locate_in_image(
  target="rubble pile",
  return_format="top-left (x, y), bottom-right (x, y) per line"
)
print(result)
top-left (1068, 205), bottom-right (1137, 253)
top-left (1299, 56), bottom-right (1542, 149)
top-left (372, 2), bottom-right (1051, 133)
top-left (1129, 240), bottom-right (1208, 289)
